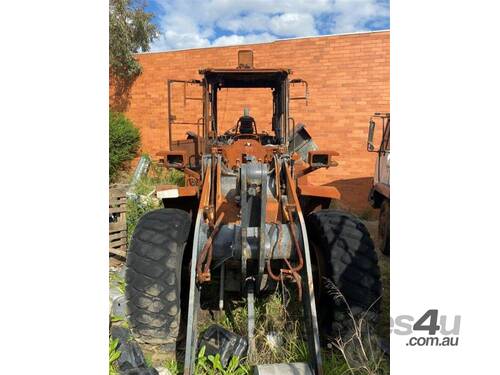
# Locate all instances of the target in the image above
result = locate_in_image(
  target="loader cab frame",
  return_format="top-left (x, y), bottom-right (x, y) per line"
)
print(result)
top-left (201, 68), bottom-right (291, 145)
top-left (167, 52), bottom-right (308, 166)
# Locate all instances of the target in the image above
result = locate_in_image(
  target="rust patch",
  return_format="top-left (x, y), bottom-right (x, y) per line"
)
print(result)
top-left (218, 139), bottom-right (277, 168)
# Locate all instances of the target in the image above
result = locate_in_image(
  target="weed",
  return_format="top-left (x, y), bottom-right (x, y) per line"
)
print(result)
top-left (144, 352), bottom-right (153, 368)
top-left (110, 315), bottom-right (129, 329)
top-left (195, 346), bottom-right (250, 375)
top-left (126, 195), bottom-right (158, 241)
top-left (250, 287), bottom-right (308, 365)
top-left (109, 272), bottom-right (126, 294)
top-left (198, 287), bottom-right (309, 367)
top-left (163, 358), bottom-right (183, 375)
top-left (322, 352), bottom-right (354, 375)
top-left (324, 279), bottom-right (388, 375)
top-left (133, 282), bottom-right (388, 375)
top-left (109, 337), bottom-right (121, 375)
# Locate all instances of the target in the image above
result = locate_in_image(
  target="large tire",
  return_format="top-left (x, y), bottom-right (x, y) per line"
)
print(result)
top-left (379, 199), bottom-right (390, 256)
top-left (308, 209), bottom-right (382, 339)
top-left (125, 208), bottom-right (191, 347)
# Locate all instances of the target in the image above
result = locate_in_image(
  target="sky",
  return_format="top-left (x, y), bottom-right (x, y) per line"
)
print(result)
top-left (145, 0), bottom-right (390, 52)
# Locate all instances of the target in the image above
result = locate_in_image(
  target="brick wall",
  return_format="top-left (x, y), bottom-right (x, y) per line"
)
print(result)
top-left (111, 31), bottom-right (390, 213)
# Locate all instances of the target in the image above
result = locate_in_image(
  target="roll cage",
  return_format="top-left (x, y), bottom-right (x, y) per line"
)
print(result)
top-left (167, 66), bottom-right (308, 159)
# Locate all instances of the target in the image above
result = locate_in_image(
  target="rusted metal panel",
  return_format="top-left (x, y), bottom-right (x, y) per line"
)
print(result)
top-left (219, 139), bottom-right (276, 168)
top-left (266, 197), bottom-right (279, 223)
top-left (157, 150), bottom-right (188, 167)
top-left (297, 184), bottom-right (341, 200)
top-left (215, 155), bottom-right (222, 214)
top-left (307, 150), bottom-right (339, 168)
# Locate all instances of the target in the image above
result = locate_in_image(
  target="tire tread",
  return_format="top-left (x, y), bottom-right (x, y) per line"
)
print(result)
top-left (125, 208), bottom-right (191, 346)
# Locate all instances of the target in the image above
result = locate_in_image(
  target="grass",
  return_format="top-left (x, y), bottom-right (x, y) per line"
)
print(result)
top-left (324, 280), bottom-right (388, 375)
top-left (250, 291), bottom-right (308, 365)
top-left (191, 287), bottom-right (308, 374)
top-left (163, 358), bottom-right (184, 375)
top-left (191, 282), bottom-right (389, 375)
top-left (110, 280), bottom-right (388, 374)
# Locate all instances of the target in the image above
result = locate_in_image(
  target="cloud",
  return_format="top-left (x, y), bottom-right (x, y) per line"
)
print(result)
top-left (212, 33), bottom-right (276, 47)
top-left (149, 0), bottom-right (389, 51)
top-left (154, 30), bottom-right (210, 51)
top-left (269, 13), bottom-right (318, 37)
top-left (216, 12), bottom-right (317, 38)
top-left (216, 13), bottom-right (271, 34)
top-left (329, 0), bottom-right (390, 34)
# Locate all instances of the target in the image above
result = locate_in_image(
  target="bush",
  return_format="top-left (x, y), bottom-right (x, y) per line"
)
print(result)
top-left (109, 111), bottom-right (141, 181)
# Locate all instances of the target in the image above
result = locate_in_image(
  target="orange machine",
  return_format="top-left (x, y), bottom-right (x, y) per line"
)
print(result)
top-left (125, 50), bottom-right (382, 375)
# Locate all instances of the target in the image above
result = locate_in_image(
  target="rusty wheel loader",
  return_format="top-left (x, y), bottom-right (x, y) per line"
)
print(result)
top-left (125, 50), bottom-right (382, 375)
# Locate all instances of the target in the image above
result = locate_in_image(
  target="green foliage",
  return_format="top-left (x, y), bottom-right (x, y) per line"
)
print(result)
top-left (134, 161), bottom-right (185, 196)
top-left (126, 163), bottom-right (185, 239)
top-left (109, 271), bottom-right (126, 294)
top-left (197, 290), bottom-right (308, 367)
top-left (322, 352), bottom-right (352, 375)
top-left (194, 286), bottom-right (390, 373)
top-left (126, 194), bottom-right (157, 241)
top-left (109, 0), bottom-right (158, 81)
top-left (109, 111), bottom-right (141, 181)
top-left (109, 338), bottom-right (121, 375)
top-left (163, 359), bottom-right (183, 375)
top-left (324, 280), bottom-right (388, 375)
top-left (195, 346), bottom-right (250, 375)
top-left (110, 315), bottom-right (129, 329)
top-left (144, 353), bottom-right (153, 368)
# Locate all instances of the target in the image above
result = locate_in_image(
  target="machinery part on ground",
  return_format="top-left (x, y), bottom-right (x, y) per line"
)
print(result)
top-left (125, 208), bottom-right (191, 347)
top-left (254, 362), bottom-right (313, 375)
top-left (110, 326), bottom-right (158, 374)
top-left (379, 199), bottom-right (390, 256)
top-left (307, 209), bottom-right (382, 339)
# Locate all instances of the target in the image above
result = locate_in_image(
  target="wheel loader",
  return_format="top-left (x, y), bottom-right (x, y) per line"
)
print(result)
top-left (125, 50), bottom-right (382, 375)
